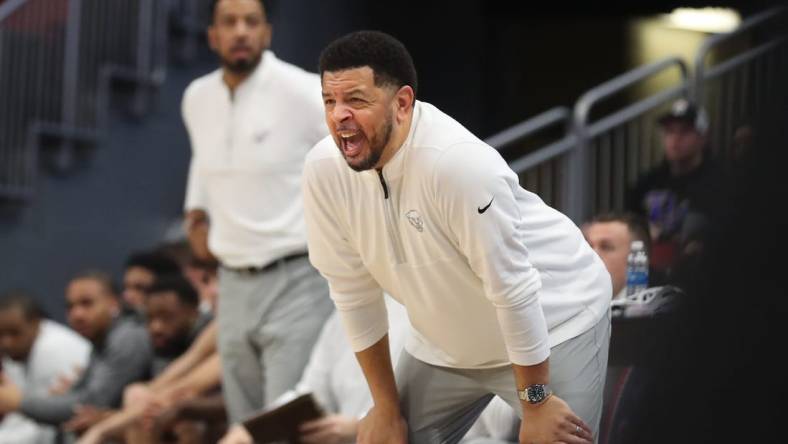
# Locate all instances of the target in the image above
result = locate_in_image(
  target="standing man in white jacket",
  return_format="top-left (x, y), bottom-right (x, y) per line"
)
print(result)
top-left (182, 0), bottom-right (333, 424)
top-left (303, 31), bottom-right (612, 444)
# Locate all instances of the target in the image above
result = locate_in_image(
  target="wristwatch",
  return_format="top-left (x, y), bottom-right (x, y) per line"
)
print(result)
top-left (518, 384), bottom-right (553, 404)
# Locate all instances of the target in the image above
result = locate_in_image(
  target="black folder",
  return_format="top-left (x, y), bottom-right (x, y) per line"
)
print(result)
top-left (241, 392), bottom-right (324, 443)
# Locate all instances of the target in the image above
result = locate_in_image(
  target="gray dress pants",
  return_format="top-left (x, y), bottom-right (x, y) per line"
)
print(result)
top-left (397, 310), bottom-right (611, 444)
top-left (217, 255), bottom-right (334, 423)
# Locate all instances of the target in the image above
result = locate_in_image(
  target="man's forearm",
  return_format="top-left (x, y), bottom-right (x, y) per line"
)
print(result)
top-left (180, 353), bottom-right (222, 395)
top-left (150, 350), bottom-right (199, 391)
top-left (355, 334), bottom-right (400, 413)
top-left (165, 353), bottom-right (222, 401)
top-left (185, 210), bottom-right (216, 262)
top-left (511, 359), bottom-right (550, 411)
top-left (187, 224), bottom-right (215, 263)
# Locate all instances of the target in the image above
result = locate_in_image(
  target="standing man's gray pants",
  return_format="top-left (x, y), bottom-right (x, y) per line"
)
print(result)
top-left (217, 255), bottom-right (334, 423)
top-left (398, 310), bottom-right (611, 444)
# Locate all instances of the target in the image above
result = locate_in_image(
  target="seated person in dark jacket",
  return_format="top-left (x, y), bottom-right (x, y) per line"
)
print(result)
top-left (626, 99), bottom-right (724, 284)
top-left (75, 275), bottom-right (214, 444)
top-left (66, 274), bottom-right (212, 437)
top-left (0, 271), bottom-right (152, 431)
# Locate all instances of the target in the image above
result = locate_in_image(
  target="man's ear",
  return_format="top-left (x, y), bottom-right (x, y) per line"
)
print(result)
top-left (394, 85), bottom-right (415, 123)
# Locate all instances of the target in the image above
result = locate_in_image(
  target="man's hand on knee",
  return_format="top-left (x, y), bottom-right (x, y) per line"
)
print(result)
top-left (357, 405), bottom-right (408, 444)
top-left (519, 395), bottom-right (593, 444)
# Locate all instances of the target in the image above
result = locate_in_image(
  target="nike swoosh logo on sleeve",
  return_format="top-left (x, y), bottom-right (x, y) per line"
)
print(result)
top-left (477, 197), bottom-right (494, 214)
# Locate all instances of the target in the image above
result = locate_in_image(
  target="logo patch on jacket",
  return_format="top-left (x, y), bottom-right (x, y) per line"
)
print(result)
top-left (252, 130), bottom-right (268, 144)
top-left (405, 210), bottom-right (424, 232)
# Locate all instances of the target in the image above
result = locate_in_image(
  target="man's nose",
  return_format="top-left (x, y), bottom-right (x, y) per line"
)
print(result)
top-left (233, 20), bottom-right (250, 37)
top-left (330, 103), bottom-right (353, 124)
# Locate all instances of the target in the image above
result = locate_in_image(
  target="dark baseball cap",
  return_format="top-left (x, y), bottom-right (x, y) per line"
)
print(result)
top-left (657, 98), bottom-right (708, 133)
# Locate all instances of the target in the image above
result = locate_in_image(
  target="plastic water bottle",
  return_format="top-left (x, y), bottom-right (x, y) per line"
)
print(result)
top-left (626, 240), bottom-right (649, 298)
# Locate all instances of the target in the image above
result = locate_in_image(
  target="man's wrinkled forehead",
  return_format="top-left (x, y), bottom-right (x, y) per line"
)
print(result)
top-left (322, 65), bottom-right (373, 82)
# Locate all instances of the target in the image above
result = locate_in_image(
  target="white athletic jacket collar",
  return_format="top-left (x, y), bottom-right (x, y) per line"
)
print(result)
top-left (362, 101), bottom-right (423, 182)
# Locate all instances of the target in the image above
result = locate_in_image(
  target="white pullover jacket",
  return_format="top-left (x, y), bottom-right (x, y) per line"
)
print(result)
top-left (304, 101), bottom-right (611, 368)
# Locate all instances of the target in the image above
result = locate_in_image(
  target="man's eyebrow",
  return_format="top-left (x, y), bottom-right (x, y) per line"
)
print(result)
top-left (322, 88), bottom-right (368, 98)
top-left (344, 88), bottom-right (367, 96)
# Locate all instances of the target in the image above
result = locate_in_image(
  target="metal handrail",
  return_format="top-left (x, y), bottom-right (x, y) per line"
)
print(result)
top-left (692, 6), bottom-right (787, 102)
top-left (1, 0), bottom-right (174, 200)
top-left (704, 35), bottom-right (788, 82)
top-left (61, 0), bottom-right (81, 131)
top-left (485, 107), bottom-right (570, 150)
top-left (509, 136), bottom-right (576, 174)
top-left (480, 58), bottom-right (689, 222)
top-left (559, 57), bottom-right (689, 222)
top-left (574, 57), bottom-right (689, 127)
top-left (477, 6), bottom-right (784, 223)
top-left (586, 84), bottom-right (686, 137)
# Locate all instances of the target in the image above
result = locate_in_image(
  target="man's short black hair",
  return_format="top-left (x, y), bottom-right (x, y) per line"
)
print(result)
top-left (71, 270), bottom-right (119, 297)
top-left (0, 290), bottom-right (44, 321)
top-left (209, 0), bottom-right (271, 22)
top-left (125, 250), bottom-right (181, 278)
top-left (146, 275), bottom-right (199, 308)
top-left (319, 30), bottom-right (418, 99)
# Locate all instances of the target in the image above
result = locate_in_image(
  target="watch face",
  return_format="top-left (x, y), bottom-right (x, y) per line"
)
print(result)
top-left (527, 384), bottom-right (546, 403)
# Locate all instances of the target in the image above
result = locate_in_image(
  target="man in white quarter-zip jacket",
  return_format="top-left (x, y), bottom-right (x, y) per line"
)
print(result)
top-left (303, 31), bottom-right (612, 444)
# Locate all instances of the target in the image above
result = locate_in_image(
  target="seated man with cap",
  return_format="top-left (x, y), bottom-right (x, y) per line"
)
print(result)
top-left (626, 98), bottom-right (725, 284)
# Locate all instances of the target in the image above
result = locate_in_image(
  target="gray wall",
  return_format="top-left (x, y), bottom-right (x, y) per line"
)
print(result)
top-left (0, 58), bottom-right (208, 320)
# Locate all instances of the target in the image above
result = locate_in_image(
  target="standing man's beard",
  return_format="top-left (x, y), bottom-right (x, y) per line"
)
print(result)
top-left (221, 52), bottom-right (263, 75)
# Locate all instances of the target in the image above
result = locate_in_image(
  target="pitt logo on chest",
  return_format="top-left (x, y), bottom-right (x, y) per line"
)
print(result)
top-left (405, 210), bottom-right (424, 232)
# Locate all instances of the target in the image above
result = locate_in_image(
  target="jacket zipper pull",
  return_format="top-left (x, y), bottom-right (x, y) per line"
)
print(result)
top-left (376, 169), bottom-right (389, 199)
